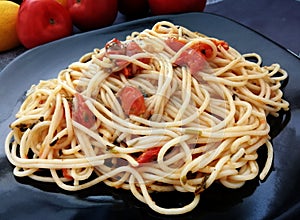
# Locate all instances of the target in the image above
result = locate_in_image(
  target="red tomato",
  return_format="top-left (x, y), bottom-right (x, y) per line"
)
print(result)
top-left (105, 38), bottom-right (128, 69)
top-left (72, 93), bottom-right (96, 128)
top-left (105, 38), bottom-right (150, 74)
top-left (125, 40), bottom-right (150, 64)
top-left (175, 49), bottom-right (206, 75)
top-left (211, 39), bottom-right (230, 50)
top-left (165, 37), bottom-right (186, 51)
top-left (148, 0), bottom-right (207, 15)
top-left (62, 168), bottom-right (73, 179)
top-left (136, 146), bottom-right (162, 164)
top-left (67, 0), bottom-right (118, 31)
top-left (165, 38), bottom-right (207, 75)
top-left (118, 0), bottom-right (149, 18)
top-left (16, 0), bottom-right (73, 49)
top-left (118, 86), bottom-right (146, 116)
top-left (191, 43), bottom-right (213, 59)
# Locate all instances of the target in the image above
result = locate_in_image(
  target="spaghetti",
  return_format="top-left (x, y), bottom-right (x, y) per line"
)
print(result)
top-left (5, 21), bottom-right (289, 215)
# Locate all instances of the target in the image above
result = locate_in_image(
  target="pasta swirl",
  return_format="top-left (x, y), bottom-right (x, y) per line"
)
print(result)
top-left (5, 21), bottom-right (289, 215)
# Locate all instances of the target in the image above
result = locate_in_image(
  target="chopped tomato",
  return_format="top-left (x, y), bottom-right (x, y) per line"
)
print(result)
top-left (174, 48), bottom-right (206, 75)
top-left (165, 37), bottom-right (207, 75)
top-left (125, 40), bottom-right (150, 73)
top-left (105, 38), bottom-right (128, 68)
top-left (72, 93), bottom-right (95, 128)
top-left (191, 43), bottom-right (213, 59)
top-left (118, 86), bottom-right (146, 116)
top-left (211, 39), bottom-right (229, 50)
top-left (136, 146), bottom-right (162, 163)
top-left (165, 37), bottom-right (229, 60)
top-left (126, 40), bottom-right (142, 56)
top-left (121, 66), bottom-right (134, 78)
top-left (165, 37), bottom-right (212, 58)
top-left (105, 38), bottom-right (149, 76)
top-left (105, 38), bottom-right (126, 54)
top-left (62, 168), bottom-right (73, 179)
top-left (126, 40), bottom-right (150, 64)
top-left (105, 38), bottom-right (149, 63)
top-left (165, 37), bottom-right (186, 52)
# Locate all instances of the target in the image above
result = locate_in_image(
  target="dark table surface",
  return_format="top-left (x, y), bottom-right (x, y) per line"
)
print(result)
top-left (0, 0), bottom-right (299, 73)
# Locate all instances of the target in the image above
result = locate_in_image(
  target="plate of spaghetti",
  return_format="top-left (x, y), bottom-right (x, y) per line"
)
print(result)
top-left (1, 13), bottom-right (300, 219)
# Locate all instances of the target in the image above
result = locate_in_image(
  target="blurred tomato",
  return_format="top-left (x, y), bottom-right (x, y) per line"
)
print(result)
top-left (55, 0), bottom-right (68, 7)
top-left (148, 0), bottom-right (207, 15)
top-left (67, 0), bottom-right (118, 31)
top-left (17, 0), bottom-right (73, 49)
top-left (118, 0), bottom-right (149, 18)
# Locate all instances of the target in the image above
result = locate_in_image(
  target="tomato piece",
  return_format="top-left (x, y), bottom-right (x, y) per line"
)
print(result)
top-left (126, 40), bottom-right (143, 56)
top-left (105, 38), bottom-right (126, 54)
top-left (165, 37), bottom-right (186, 52)
top-left (62, 168), bottom-right (73, 179)
top-left (211, 39), bottom-right (229, 50)
top-left (72, 93), bottom-right (95, 128)
top-left (121, 67), bottom-right (132, 78)
top-left (191, 43), bottom-right (213, 59)
top-left (105, 39), bottom-right (150, 73)
top-left (165, 38), bottom-right (207, 75)
top-left (126, 40), bottom-right (150, 64)
top-left (136, 146), bottom-right (162, 163)
top-left (174, 48), bottom-right (206, 75)
top-left (118, 86), bottom-right (146, 116)
top-left (105, 38), bottom-right (128, 68)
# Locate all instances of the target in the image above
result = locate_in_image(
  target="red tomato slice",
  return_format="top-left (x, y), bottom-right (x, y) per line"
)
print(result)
top-left (105, 38), bottom-right (126, 54)
top-left (118, 86), bottom-right (146, 116)
top-left (174, 48), bottom-right (206, 76)
top-left (165, 38), bottom-right (207, 75)
top-left (126, 40), bottom-right (143, 56)
top-left (191, 43), bottom-right (213, 59)
top-left (165, 37), bottom-right (186, 52)
top-left (105, 38), bottom-right (149, 74)
top-left (72, 93), bottom-right (95, 128)
top-left (62, 168), bottom-right (73, 179)
top-left (136, 146), bottom-right (162, 163)
top-left (211, 39), bottom-right (229, 50)
top-left (105, 38), bottom-right (128, 68)
top-left (126, 41), bottom-right (150, 64)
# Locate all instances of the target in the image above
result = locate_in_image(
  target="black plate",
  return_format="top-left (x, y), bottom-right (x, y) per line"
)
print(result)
top-left (0, 13), bottom-right (300, 220)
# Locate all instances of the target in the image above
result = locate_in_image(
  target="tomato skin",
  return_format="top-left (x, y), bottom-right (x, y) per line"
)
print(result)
top-left (175, 49), bottom-right (206, 75)
top-left (211, 39), bottom-right (229, 50)
top-left (17, 0), bottom-right (73, 49)
top-left (105, 38), bottom-right (150, 75)
top-left (148, 0), bottom-right (206, 15)
top-left (105, 38), bottom-right (128, 69)
top-left (118, 86), bottom-right (146, 116)
top-left (136, 146), bottom-right (162, 164)
top-left (165, 38), bottom-right (207, 75)
top-left (67, 0), bottom-right (118, 31)
top-left (62, 168), bottom-right (73, 179)
top-left (165, 38), bottom-right (186, 51)
top-left (125, 40), bottom-right (150, 64)
top-left (191, 43), bottom-right (213, 59)
top-left (72, 93), bottom-right (96, 128)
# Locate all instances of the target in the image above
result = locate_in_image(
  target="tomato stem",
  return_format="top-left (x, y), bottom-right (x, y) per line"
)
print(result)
top-left (49, 18), bottom-right (55, 25)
